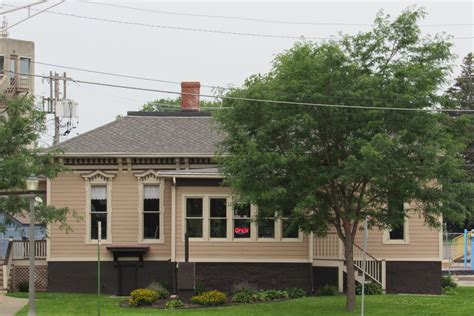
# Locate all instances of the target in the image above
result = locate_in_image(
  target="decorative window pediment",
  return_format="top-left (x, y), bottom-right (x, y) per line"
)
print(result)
top-left (135, 170), bottom-right (160, 183)
top-left (82, 170), bottom-right (116, 183)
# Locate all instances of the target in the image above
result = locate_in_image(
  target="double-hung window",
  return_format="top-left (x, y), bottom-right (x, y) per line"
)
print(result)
top-left (388, 195), bottom-right (405, 240)
top-left (19, 57), bottom-right (30, 76)
top-left (186, 198), bottom-right (203, 238)
top-left (258, 216), bottom-right (275, 239)
top-left (233, 203), bottom-right (251, 239)
top-left (384, 193), bottom-right (409, 243)
top-left (209, 198), bottom-right (227, 238)
top-left (143, 185), bottom-right (160, 239)
top-left (282, 209), bottom-right (299, 238)
top-left (90, 185), bottom-right (107, 240)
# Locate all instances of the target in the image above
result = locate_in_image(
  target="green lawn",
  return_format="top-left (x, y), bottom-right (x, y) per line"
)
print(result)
top-left (9, 287), bottom-right (474, 316)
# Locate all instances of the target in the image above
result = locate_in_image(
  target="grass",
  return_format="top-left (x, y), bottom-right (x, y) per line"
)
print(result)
top-left (9, 287), bottom-right (474, 316)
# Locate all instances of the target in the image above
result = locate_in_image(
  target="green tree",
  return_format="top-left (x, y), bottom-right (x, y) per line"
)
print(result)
top-left (445, 52), bottom-right (474, 231)
top-left (141, 97), bottom-right (222, 112)
top-left (0, 96), bottom-right (75, 232)
top-left (446, 52), bottom-right (474, 110)
top-left (215, 7), bottom-right (473, 311)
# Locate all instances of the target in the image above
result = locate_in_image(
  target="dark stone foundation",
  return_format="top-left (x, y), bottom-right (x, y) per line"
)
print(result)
top-left (48, 261), bottom-right (175, 295)
top-left (195, 262), bottom-right (313, 293)
top-left (386, 261), bottom-right (441, 294)
top-left (47, 260), bottom-right (441, 296)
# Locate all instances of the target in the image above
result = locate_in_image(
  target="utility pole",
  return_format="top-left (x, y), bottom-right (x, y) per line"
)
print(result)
top-left (53, 73), bottom-right (60, 145)
top-left (44, 72), bottom-right (68, 145)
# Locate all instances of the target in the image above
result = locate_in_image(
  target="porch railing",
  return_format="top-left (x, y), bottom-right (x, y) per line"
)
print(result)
top-left (314, 234), bottom-right (384, 286)
top-left (12, 240), bottom-right (47, 259)
top-left (352, 243), bottom-right (383, 285)
top-left (313, 233), bottom-right (343, 259)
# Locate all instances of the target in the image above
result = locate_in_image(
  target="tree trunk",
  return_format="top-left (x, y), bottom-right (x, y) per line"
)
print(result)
top-left (344, 234), bottom-right (356, 312)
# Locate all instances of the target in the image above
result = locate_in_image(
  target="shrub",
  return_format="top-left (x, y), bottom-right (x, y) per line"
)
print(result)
top-left (128, 288), bottom-right (158, 307)
top-left (319, 285), bottom-right (338, 296)
top-left (232, 280), bottom-right (257, 294)
top-left (355, 282), bottom-right (383, 295)
top-left (232, 290), bottom-right (254, 303)
top-left (442, 275), bottom-right (457, 294)
top-left (252, 291), bottom-right (271, 302)
top-left (191, 290), bottom-right (227, 306)
top-left (261, 290), bottom-right (289, 300)
top-left (442, 275), bottom-right (457, 290)
top-left (147, 281), bottom-right (170, 299)
top-left (18, 281), bottom-right (29, 293)
top-left (252, 289), bottom-right (288, 302)
top-left (285, 288), bottom-right (307, 299)
top-left (195, 280), bottom-right (206, 295)
top-left (166, 299), bottom-right (184, 309)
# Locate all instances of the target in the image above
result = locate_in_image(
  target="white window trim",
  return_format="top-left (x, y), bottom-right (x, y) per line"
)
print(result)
top-left (181, 195), bottom-right (303, 243)
top-left (231, 200), bottom-right (255, 241)
top-left (136, 170), bottom-right (165, 244)
top-left (182, 194), bottom-right (208, 241)
top-left (281, 217), bottom-right (304, 242)
top-left (383, 202), bottom-right (410, 245)
top-left (82, 170), bottom-right (115, 245)
top-left (208, 196), bottom-right (231, 240)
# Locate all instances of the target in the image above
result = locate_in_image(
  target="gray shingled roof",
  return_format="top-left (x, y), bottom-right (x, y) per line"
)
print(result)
top-left (57, 113), bottom-right (221, 156)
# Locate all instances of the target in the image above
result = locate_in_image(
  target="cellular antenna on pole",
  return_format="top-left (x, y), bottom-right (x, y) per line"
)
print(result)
top-left (0, 1), bottom-right (64, 35)
top-left (0, 0), bottom-right (7, 37)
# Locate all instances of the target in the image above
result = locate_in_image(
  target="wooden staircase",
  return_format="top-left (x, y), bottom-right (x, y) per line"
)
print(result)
top-left (313, 233), bottom-right (386, 290)
top-left (344, 244), bottom-right (384, 287)
top-left (0, 260), bottom-right (3, 291)
top-left (1, 240), bottom-right (14, 292)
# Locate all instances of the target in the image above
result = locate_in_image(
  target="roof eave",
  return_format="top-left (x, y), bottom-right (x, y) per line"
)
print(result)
top-left (55, 153), bottom-right (216, 158)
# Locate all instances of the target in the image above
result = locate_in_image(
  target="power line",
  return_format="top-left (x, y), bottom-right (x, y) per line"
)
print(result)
top-left (83, 1), bottom-right (373, 27)
top-left (9, 70), bottom-right (474, 113)
top-left (26, 59), bottom-right (466, 103)
top-left (2, 4), bottom-right (333, 40)
top-left (82, 1), bottom-right (474, 28)
top-left (6, 1), bottom-right (64, 31)
top-left (3, 4), bottom-right (473, 41)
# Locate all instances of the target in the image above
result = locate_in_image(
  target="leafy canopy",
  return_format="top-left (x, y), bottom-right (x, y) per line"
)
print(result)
top-left (215, 7), bottom-right (473, 238)
top-left (141, 97), bottom-right (222, 112)
top-left (0, 96), bottom-right (77, 232)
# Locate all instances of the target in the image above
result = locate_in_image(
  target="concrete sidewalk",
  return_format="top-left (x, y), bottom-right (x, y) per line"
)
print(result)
top-left (0, 294), bottom-right (27, 316)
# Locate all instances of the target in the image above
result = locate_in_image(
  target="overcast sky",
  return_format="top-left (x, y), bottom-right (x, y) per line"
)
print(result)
top-left (3, 0), bottom-right (473, 145)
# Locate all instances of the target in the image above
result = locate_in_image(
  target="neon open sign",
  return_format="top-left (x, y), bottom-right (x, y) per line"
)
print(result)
top-left (234, 227), bottom-right (250, 235)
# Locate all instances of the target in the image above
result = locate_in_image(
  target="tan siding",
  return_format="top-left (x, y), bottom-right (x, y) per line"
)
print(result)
top-left (313, 209), bottom-right (441, 260)
top-left (50, 172), bottom-right (439, 263)
top-left (49, 172), bottom-right (172, 260)
top-left (175, 186), bottom-right (310, 262)
top-left (353, 211), bottom-right (440, 259)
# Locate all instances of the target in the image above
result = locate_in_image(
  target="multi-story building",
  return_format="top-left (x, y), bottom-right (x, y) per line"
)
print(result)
top-left (0, 37), bottom-right (35, 110)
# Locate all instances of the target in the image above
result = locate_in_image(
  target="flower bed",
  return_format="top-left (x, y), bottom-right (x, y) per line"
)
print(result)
top-left (120, 287), bottom-right (308, 310)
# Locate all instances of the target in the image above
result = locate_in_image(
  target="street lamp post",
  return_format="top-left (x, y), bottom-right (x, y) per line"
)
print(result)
top-left (26, 174), bottom-right (39, 316)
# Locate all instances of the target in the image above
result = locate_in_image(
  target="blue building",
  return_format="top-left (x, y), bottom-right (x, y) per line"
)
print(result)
top-left (0, 212), bottom-right (46, 258)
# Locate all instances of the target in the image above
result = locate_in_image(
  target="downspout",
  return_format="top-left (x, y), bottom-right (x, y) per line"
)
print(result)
top-left (171, 176), bottom-right (176, 262)
top-left (309, 232), bottom-right (315, 293)
top-left (171, 176), bottom-right (177, 294)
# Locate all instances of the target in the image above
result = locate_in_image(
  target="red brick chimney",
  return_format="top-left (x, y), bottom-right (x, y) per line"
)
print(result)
top-left (181, 81), bottom-right (200, 112)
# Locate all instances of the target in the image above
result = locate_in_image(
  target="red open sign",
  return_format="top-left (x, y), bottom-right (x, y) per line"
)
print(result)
top-left (234, 227), bottom-right (249, 235)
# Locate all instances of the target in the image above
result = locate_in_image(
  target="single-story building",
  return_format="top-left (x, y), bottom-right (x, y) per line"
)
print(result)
top-left (46, 82), bottom-right (442, 296)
